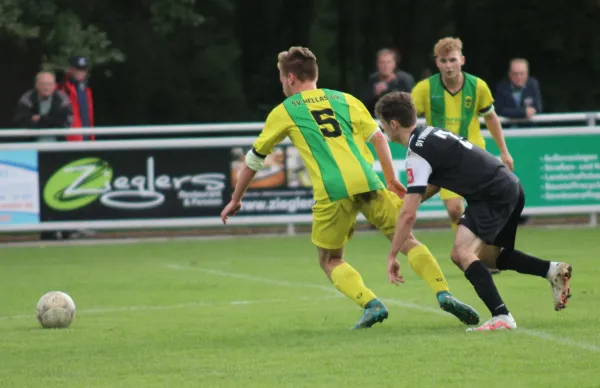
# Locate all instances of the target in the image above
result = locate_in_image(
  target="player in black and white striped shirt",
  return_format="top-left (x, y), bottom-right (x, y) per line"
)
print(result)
top-left (374, 91), bottom-right (573, 333)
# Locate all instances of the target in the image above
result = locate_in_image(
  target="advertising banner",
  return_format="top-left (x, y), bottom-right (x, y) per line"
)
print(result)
top-left (230, 145), bottom-right (314, 215)
top-left (0, 150), bottom-right (40, 225)
top-left (38, 148), bottom-right (230, 221)
top-left (487, 135), bottom-right (600, 209)
top-left (38, 145), bottom-right (316, 223)
top-left (23, 129), bottom-right (600, 230)
top-left (368, 132), bottom-right (600, 212)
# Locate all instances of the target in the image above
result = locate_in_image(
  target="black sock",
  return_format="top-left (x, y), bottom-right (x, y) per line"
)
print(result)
top-left (465, 260), bottom-right (509, 317)
top-left (496, 249), bottom-right (550, 279)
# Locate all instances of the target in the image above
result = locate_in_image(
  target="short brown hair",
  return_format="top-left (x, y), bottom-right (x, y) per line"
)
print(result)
top-left (374, 91), bottom-right (417, 127)
top-left (434, 37), bottom-right (463, 57)
top-left (277, 46), bottom-right (318, 82)
top-left (376, 48), bottom-right (400, 63)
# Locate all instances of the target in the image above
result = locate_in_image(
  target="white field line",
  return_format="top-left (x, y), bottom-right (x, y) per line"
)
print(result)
top-left (0, 233), bottom-right (289, 248)
top-left (166, 264), bottom-right (337, 294)
top-left (3, 224), bottom-right (594, 249)
top-left (0, 295), bottom-right (342, 322)
top-left (380, 299), bottom-right (600, 353)
top-left (167, 264), bottom-right (600, 354)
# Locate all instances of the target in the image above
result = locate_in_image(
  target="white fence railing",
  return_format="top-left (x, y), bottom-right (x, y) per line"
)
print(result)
top-left (0, 112), bottom-right (598, 138)
top-left (1, 124), bottom-right (599, 233)
top-left (0, 127), bottom-right (599, 151)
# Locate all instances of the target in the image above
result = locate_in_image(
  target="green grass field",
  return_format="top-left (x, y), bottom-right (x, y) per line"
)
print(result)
top-left (1, 227), bottom-right (599, 388)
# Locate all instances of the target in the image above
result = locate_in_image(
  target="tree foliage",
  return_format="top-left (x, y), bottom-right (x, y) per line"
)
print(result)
top-left (0, 0), bottom-right (599, 127)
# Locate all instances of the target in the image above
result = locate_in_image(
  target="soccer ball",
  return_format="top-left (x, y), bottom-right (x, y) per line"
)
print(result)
top-left (36, 291), bottom-right (76, 329)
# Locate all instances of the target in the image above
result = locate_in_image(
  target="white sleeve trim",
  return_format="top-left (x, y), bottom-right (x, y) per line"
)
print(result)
top-left (480, 104), bottom-right (495, 117)
top-left (405, 148), bottom-right (432, 192)
top-left (245, 149), bottom-right (265, 171)
top-left (366, 126), bottom-right (381, 142)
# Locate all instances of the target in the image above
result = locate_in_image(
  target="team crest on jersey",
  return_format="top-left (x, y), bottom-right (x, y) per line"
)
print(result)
top-left (464, 96), bottom-right (473, 109)
top-left (406, 168), bottom-right (414, 184)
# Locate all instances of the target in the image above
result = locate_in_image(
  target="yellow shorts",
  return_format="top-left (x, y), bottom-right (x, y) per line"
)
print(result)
top-left (311, 189), bottom-right (402, 249)
top-left (440, 140), bottom-right (485, 201)
top-left (440, 188), bottom-right (463, 201)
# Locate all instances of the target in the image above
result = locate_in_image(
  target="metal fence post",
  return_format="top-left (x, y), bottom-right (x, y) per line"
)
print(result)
top-left (287, 223), bottom-right (296, 236)
top-left (590, 213), bottom-right (598, 227)
top-left (587, 114), bottom-right (596, 127)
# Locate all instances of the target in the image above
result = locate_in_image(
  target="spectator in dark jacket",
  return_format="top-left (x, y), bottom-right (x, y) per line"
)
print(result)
top-left (495, 58), bottom-right (542, 119)
top-left (59, 56), bottom-right (95, 141)
top-left (361, 48), bottom-right (415, 115)
top-left (13, 71), bottom-right (73, 240)
top-left (13, 71), bottom-right (72, 141)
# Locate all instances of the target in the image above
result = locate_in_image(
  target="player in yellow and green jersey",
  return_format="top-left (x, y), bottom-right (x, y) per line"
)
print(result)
top-left (412, 37), bottom-right (514, 274)
top-left (221, 46), bottom-right (480, 330)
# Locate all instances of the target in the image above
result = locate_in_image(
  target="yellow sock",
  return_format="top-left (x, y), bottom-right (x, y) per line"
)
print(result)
top-left (451, 223), bottom-right (458, 232)
top-left (407, 244), bottom-right (450, 294)
top-left (330, 262), bottom-right (377, 308)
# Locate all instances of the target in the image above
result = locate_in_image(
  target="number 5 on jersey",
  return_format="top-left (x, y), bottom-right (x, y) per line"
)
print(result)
top-left (310, 109), bottom-right (342, 138)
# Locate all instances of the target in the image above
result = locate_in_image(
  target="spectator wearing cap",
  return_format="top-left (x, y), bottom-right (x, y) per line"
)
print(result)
top-left (59, 56), bottom-right (95, 141)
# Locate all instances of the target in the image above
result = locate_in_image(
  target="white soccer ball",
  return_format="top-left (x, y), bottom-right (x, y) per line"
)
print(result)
top-left (36, 291), bottom-right (76, 329)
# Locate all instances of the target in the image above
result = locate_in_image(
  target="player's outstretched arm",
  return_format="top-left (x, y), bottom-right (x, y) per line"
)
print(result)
top-left (388, 193), bottom-right (421, 259)
top-left (220, 155), bottom-right (260, 224)
top-left (370, 131), bottom-right (406, 198)
top-left (387, 193), bottom-right (422, 284)
top-left (484, 111), bottom-right (514, 171)
top-left (222, 106), bottom-right (289, 224)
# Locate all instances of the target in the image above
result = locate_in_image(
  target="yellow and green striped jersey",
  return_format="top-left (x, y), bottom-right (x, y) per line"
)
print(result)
top-left (411, 72), bottom-right (495, 148)
top-left (253, 88), bottom-right (383, 203)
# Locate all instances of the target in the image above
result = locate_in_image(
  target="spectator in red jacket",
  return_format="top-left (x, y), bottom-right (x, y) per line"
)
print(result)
top-left (59, 56), bottom-right (95, 141)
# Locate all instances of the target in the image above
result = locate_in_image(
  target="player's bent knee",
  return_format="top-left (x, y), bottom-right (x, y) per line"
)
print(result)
top-left (450, 247), bottom-right (466, 266)
top-left (445, 201), bottom-right (464, 223)
top-left (318, 247), bottom-right (343, 271)
top-left (447, 208), bottom-right (463, 223)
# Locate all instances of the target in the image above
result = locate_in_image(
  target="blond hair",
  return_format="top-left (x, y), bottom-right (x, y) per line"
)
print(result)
top-left (434, 37), bottom-right (463, 57)
top-left (277, 46), bottom-right (318, 82)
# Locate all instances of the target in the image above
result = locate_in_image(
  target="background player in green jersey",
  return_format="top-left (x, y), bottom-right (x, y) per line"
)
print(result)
top-left (412, 37), bottom-right (514, 274)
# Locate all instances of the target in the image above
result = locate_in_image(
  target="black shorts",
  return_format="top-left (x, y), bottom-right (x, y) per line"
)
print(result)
top-left (458, 181), bottom-right (525, 250)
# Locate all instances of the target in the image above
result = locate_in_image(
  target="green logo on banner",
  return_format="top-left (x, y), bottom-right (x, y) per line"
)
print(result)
top-left (44, 158), bottom-right (113, 211)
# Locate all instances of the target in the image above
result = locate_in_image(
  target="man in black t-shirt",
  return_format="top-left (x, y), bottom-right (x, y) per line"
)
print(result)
top-left (374, 91), bottom-right (573, 333)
